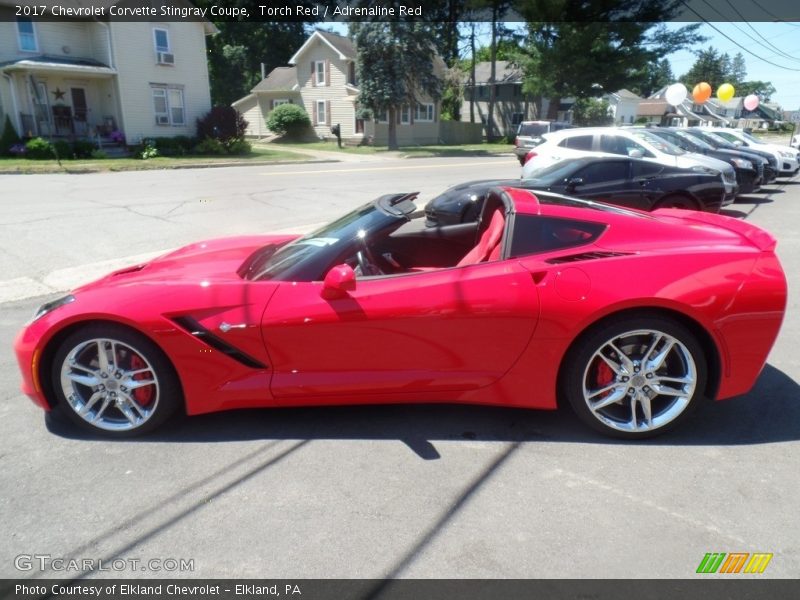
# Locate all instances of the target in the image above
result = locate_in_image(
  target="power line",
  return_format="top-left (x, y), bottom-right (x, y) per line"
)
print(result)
top-left (723, 0), bottom-right (800, 62)
top-left (680, 1), bottom-right (800, 71)
top-left (748, 0), bottom-right (800, 27)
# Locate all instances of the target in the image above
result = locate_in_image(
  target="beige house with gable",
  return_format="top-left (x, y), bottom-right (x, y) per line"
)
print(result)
top-left (0, 0), bottom-right (215, 145)
top-left (234, 30), bottom-right (465, 145)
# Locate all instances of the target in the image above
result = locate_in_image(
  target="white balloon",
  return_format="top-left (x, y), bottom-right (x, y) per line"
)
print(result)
top-left (665, 83), bottom-right (688, 107)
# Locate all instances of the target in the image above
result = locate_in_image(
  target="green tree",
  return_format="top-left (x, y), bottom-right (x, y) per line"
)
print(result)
top-left (737, 81), bottom-right (777, 101)
top-left (631, 59), bottom-right (674, 98)
top-left (571, 98), bottom-right (613, 126)
top-left (195, 5), bottom-right (310, 106)
top-left (0, 115), bottom-right (22, 156)
top-left (515, 1), bottom-right (705, 119)
top-left (350, 22), bottom-right (441, 150)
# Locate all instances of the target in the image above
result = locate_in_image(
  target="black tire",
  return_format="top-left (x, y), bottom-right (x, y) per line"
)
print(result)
top-left (49, 323), bottom-right (181, 437)
top-left (561, 315), bottom-right (708, 439)
top-left (654, 194), bottom-right (699, 211)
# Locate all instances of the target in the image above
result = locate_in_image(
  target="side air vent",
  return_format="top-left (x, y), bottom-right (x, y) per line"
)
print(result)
top-left (546, 251), bottom-right (632, 264)
top-left (171, 316), bottom-right (267, 369)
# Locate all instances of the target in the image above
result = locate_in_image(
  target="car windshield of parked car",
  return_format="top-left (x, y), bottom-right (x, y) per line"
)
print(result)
top-left (672, 130), bottom-right (714, 150)
top-left (739, 131), bottom-right (767, 144)
top-left (629, 130), bottom-right (684, 155)
top-left (521, 159), bottom-right (585, 184)
top-left (245, 202), bottom-right (402, 281)
top-left (518, 122), bottom-right (549, 137)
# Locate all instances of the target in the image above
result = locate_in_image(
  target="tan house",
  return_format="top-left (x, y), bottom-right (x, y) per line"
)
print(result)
top-left (0, 0), bottom-right (215, 144)
top-left (233, 30), bottom-right (472, 146)
top-left (461, 61), bottom-right (536, 138)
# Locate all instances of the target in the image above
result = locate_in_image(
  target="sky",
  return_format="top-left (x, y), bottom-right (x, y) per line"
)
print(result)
top-left (663, 21), bottom-right (800, 110)
top-left (325, 21), bottom-right (800, 111)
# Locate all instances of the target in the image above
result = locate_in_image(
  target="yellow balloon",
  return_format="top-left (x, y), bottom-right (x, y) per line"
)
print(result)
top-left (717, 83), bottom-right (735, 102)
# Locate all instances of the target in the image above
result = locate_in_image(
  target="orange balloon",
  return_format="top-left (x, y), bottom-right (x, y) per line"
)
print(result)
top-left (692, 82), bottom-right (712, 104)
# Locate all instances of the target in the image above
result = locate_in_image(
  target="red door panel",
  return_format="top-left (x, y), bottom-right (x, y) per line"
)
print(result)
top-left (263, 261), bottom-right (539, 398)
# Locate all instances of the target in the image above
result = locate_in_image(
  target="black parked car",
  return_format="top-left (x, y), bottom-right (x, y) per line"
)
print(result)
top-left (682, 128), bottom-right (778, 184)
top-left (644, 127), bottom-right (767, 194)
top-left (425, 156), bottom-right (728, 226)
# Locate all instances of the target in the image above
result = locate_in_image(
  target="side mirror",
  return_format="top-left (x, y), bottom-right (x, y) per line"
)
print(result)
top-left (321, 264), bottom-right (356, 299)
top-left (628, 148), bottom-right (644, 158)
top-left (566, 177), bottom-right (584, 192)
top-left (733, 140), bottom-right (743, 147)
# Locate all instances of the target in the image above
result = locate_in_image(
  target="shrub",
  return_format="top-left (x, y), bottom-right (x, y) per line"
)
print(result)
top-left (194, 137), bottom-right (227, 155)
top-left (71, 139), bottom-right (97, 159)
top-left (139, 140), bottom-right (159, 160)
top-left (226, 139), bottom-right (252, 155)
top-left (25, 137), bottom-right (55, 160)
top-left (266, 104), bottom-right (311, 138)
top-left (196, 106), bottom-right (247, 147)
top-left (1, 115), bottom-right (22, 156)
top-left (53, 140), bottom-right (73, 159)
top-left (90, 149), bottom-right (108, 159)
top-left (154, 135), bottom-right (196, 156)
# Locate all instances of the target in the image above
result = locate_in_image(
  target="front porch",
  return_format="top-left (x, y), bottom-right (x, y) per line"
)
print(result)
top-left (0, 55), bottom-right (123, 142)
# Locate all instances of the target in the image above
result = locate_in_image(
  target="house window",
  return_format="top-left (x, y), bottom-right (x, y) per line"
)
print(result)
top-left (400, 105), bottom-right (410, 124)
top-left (511, 113), bottom-right (524, 126)
top-left (375, 109), bottom-right (388, 123)
top-left (415, 103), bottom-right (434, 122)
top-left (152, 86), bottom-right (185, 126)
top-left (272, 99), bottom-right (289, 109)
top-left (316, 100), bottom-right (326, 125)
top-left (347, 62), bottom-right (357, 86)
top-left (16, 17), bottom-right (38, 52)
top-left (513, 85), bottom-right (522, 98)
top-left (479, 87), bottom-right (486, 99)
top-left (154, 28), bottom-right (170, 53)
top-left (314, 61), bottom-right (326, 86)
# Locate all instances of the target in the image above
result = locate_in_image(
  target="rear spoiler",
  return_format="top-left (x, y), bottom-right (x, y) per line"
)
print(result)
top-left (652, 208), bottom-right (777, 252)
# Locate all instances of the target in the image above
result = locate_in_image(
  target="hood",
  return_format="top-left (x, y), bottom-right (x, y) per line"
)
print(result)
top-left (75, 234), bottom-right (298, 292)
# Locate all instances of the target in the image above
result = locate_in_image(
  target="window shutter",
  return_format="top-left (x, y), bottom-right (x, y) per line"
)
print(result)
top-left (325, 59), bottom-right (330, 86)
top-left (410, 106), bottom-right (414, 125)
top-left (396, 108), bottom-right (401, 125)
top-left (271, 99), bottom-right (276, 110)
top-left (310, 62), bottom-right (316, 87)
top-left (433, 103), bottom-right (438, 122)
top-left (312, 102), bottom-right (317, 126)
top-left (326, 100), bottom-right (331, 126)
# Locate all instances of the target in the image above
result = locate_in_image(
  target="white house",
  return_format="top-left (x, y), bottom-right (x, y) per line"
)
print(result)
top-left (0, 0), bottom-right (216, 144)
top-left (233, 30), bottom-right (476, 146)
top-left (604, 89), bottom-right (642, 125)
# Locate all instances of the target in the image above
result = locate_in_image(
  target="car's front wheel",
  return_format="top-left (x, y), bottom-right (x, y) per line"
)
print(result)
top-left (50, 324), bottom-right (181, 436)
top-left (562, 315), bottom-right (707, 439)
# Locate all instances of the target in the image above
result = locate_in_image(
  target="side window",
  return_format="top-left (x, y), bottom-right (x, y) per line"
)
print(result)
top-left (574, 161), bottom-right (630, 184)
top-left (631, 161), bottom-right (663, 178)
top-left (601, 135), bottom-right (654, 158)
top-left (559, 135), bottom-right (593, 151)
top-left (510, 215), bottom-right (606, 257)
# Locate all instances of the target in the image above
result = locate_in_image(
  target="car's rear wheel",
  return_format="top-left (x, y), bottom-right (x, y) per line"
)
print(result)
top-left (50, 324), bottom-right (180, 437)
top-left (655, 194), bottom-right (699, 211)
top-left (562, 316), bottom-right (707, 439)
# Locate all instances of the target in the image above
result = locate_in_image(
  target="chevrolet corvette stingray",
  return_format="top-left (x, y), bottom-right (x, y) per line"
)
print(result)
top-left (14, 187), bottom-right (786, 439)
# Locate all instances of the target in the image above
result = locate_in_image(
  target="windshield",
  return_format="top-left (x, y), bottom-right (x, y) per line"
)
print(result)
top-left (518, 122), bottom-right (549, 137)
top-left (521, 159), bottom-right (583, 183)
top-left (629, 130), bottom-right (685, 155)
top-left (740, 131), bottom-right (766, 144)
top-left (244, 202), bottom-right (402, 281)
top-left (671, 130), bottom-right (714, 150)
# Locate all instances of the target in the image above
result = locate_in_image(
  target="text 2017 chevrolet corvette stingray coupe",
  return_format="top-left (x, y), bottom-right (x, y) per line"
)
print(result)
top-left (14, 187), bottom-right (786, 439)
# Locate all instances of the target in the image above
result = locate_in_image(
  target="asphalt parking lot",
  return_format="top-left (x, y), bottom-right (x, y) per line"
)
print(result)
top-left (0, 156), bottom-right (798, 580)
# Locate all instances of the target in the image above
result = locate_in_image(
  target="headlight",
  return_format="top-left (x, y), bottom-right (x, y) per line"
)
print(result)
top-left (778, 150), bottom-right (793, 158)
top-left (730, 158), bottom-right (753, 170)
top-left (31, 294), bottom-right (75, 323)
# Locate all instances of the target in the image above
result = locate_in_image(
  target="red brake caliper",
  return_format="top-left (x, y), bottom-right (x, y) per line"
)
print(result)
top-left (130, 354), bottom-right (154, 406)
top-left (594, 358), bottom-right (614, 390)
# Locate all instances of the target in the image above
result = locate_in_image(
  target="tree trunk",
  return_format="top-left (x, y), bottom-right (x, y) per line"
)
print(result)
top-left (487, 11), bottom-right (498, 142)
top-left (469, 23), bottom-right (476, 124)
top-left (388, 106), bottom-right (398, 150)
top-left (546, 95), bottom-right (561, 121)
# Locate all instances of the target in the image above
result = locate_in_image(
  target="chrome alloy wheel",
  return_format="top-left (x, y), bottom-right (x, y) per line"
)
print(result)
top-left (59, 338), bottom-right (160, 432)
top-left (581, 329), bottom-right (697, 434)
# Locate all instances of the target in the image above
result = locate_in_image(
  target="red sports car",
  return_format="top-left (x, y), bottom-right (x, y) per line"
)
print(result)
top-left (14, 187), bottom-right (786, 439)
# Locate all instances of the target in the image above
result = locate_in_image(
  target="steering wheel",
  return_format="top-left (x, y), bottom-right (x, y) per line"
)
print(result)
top-left (356, 249), bottom-right (383, 276)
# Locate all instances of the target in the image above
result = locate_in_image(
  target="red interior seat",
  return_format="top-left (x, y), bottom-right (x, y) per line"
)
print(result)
top-left (457, 208), bottom-right (505, 267)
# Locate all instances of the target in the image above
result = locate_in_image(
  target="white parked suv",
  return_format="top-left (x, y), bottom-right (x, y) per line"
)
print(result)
top-left (521, 127), bottom-right (738, 201)
top-left (702, 128), bottom-right (800, 177)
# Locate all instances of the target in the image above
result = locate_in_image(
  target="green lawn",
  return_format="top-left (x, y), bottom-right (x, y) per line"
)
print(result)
top-left (0, 147), bottom-right (307, 174)
top-left (268, 140), bottom-right (513, 157)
